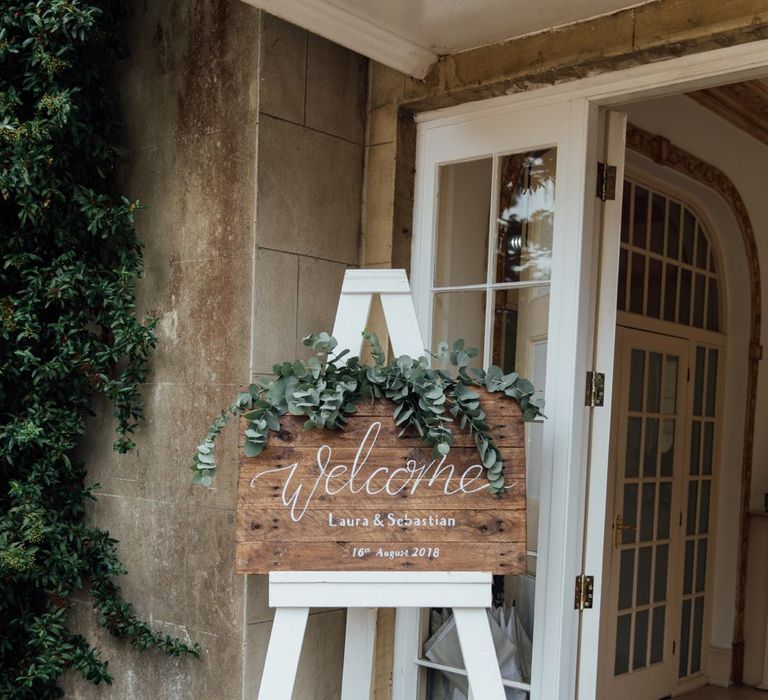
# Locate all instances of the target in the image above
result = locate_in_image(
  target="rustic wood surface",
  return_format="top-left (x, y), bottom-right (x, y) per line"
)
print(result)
top-left (235, 389), bottom-right (528, 573)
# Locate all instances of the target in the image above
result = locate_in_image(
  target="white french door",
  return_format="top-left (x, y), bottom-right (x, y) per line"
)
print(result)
top-left (602, 327), bottom-right (691, 700)
top-left (401, 99), bottom-right (623, 700)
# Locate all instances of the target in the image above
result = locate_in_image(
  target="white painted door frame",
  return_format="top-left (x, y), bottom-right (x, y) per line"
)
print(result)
top-left (409, 37), bottom-right (768, 700)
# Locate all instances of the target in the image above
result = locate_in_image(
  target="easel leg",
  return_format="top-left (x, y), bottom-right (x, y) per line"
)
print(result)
top-left (341, 607), bottom-right (378, 700)
top-left (453, 607), bottom-right (506, 700)
top-left (258, 607), bottom-right (309, 700)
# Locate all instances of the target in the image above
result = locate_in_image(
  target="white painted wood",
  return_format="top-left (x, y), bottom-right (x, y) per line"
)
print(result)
top-left (410, 94), bottom-right (605, 699)
top-left (413, 658), bottom-right (531, 692)
top-left (577, 109), bottom-right (628, 700)
top-left (238, 0), bottom-right (437, 78)
top-left (257, 607), bottom-right (309, 700)
top-left (392, 607), bottom-right (422, 700)
top-left (331, 269), bottom-right (426, 360)
top-left (453, 608), bottom-right (507, 700)
top-left (414, 38), bottom-right (768, 125)
top-left (269, 571), bottom-right (492, 608)
top-left (341, 608), bottom-right (377, 700)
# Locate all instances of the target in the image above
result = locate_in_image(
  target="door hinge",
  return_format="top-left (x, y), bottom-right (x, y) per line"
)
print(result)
top-left (585, 371), bottom-right (605, 407)
top-left (596, 162), bottom-right (618, 201)
top-left (575, 574), bottom-right (594, 610)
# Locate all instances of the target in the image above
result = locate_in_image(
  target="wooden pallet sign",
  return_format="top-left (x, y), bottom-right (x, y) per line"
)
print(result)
top-left (235, 389), bottom-right (526, 574)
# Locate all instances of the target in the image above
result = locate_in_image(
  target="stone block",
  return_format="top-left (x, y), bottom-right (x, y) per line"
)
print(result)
top-left (135, 251), bottom-right (252, 386)
top-left (367, 102), bottom-right (398, 146)
top-left (369, 61), bottom-right (406, 111)
top-left (295, 256), bottom-right (350, 360)
top-left (363, 143), bottom-right (396, 266)
top-left (252, 248), bottom-right (299, 374)
top-left (259, 13), bottom-right (307, 124)
top-left (257, 114), bottom-right (363, 264)
top-left (634, 0), bottom-right (768, 50)
top-left (244, 609), bottom-right (346, 699)
top-left (306, 34), bottom-right (368, 144)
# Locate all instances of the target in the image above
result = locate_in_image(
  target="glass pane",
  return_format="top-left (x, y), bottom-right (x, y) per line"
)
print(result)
top-left (679, 599), bottom-right (692, 678)
top-left (615, 614), bottom-right (632, 676)
top-left (679, 268), bottom-right (692, 326)
top-left (699, 480), bottom-right (711, 534)
top-left (667, 201), bottom-right (681, 260)
top-left (657, 482), bottom-right (672, 539)
top-left (690, 421), bottom-right (701, 475)
top-left (651, 606), bottom-right (666, 664)
top-left (661, 355), bottom-right (678, 414)
top-left (693, 273), bottom-right (706, 328)
top-left (432, 292), bottom-right (486, 370)
top-left (633, 609), bottom-right (649, 670)
top-left (646, 353), bottom-right (662, 413)
top-left (618, 248), bottom-right (628, 312)
top-left (633, 187), bottom-right (649, 249)
top-left (435, 158), bottom-right (493, 287)
top-left (647, 258), bottom-right (663, 319)
top-left (644, 418), bottom-right (658, 478)
top-left (495, 148), bottom-right (556, 283)
top-left (654, 544), bottom-right (669, 601)
top-left (706, 349), bottom-right (719, 417)
top-left (663, 264), bottom-right (678, 322)
top-left (693, 346), bottom-right (706, 416)
top-left (630, 253), bottom-right (646, 314)
top-left (621, 181), bottom-right (631, 243)
top-left (682, 209), bottom-right (695, 264)
top-left (637, 546), bottom-right (652, 606)
top-left (626, 418), bottom-right (642, 478)
top-left (696, 227), bottom-right (709, 269)
top-left (629, 350), bottom-right (645, 412)
top-left (702, 422), bottom-right (714, 475)
top-left (619, 549), bottom-right (635, 610)
top-left (686, 482), bottom-right (698, 536)
top-left (683, 540), bottom-right (695, 595)
top-left (491, 287), bottom-right (549, 375)
top-left (707, 277), bottom-right (720, 331)
top-left (691, 596), bottom-right (705, 674)
top-left (696, 538), bottom-right (708, 592)
top-left (650, 193), bottom-right (665, 254)
top-left (660, 419), bottom-right (675, 477)
top-left (623, 484), bottom-right (639, 545)
top-left (640, 483), bottom-right (656, 541)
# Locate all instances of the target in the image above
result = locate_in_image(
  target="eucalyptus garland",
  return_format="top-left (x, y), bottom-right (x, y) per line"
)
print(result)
top-left (1, 2), bottom-right (197, 697)
top-left (194, 332), bottom-right (544, 494)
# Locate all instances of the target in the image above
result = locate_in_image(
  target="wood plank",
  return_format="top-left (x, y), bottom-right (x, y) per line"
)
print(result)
top-left (239, 415), bottom-right (524, 448)
top-left (236, 477), bottom-right (526, 509)
top-left (236, 508), bottom-right (525, 543)
top-left (235, 541), bottom-right (527, 574)
top-left (239, 446), bottom-right (527, 481)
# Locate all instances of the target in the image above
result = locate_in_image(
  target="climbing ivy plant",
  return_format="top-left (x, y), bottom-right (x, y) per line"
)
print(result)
top-left (194, 332), bottom-right (545, 493)
top-left (0, 2), bottom-right (198, 697)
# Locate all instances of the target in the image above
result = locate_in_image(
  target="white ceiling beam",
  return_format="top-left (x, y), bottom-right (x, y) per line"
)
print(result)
top-left (240, 0), bottom-right (437, 79)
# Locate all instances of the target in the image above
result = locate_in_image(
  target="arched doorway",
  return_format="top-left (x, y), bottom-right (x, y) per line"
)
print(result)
top-left (600, 175), bottom-right (726, 699)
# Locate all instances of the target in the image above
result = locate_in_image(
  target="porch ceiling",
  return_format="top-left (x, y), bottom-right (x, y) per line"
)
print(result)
top-left (240, 0), bottom-right (650, 78)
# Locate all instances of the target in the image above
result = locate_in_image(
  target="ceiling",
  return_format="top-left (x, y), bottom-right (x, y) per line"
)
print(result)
top-left (324, 0), bottom-right (646, 54)
top-left (242, 0), bottom-right (649, 78)
top-left (690, 79), bottom-right (768, 147)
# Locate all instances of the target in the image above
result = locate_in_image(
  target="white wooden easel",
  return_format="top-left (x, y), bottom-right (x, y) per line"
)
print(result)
top-left (257, 270), bottom-right (506, 700)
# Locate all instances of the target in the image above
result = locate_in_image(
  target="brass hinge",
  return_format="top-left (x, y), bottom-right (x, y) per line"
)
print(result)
top-left (585, 371), bottom-right (605, 407)
top-left (575, 574), bottom-right (594, 610)
top-left (596, 162), bottom-right (618, 201)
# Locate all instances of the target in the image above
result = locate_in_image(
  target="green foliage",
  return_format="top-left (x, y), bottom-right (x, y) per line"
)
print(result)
top-left (0, 1), bottom-right (198, 696)
top-left (194, 333), bottom-right (545, 495)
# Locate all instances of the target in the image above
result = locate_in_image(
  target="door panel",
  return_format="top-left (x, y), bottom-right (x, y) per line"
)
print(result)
top-left (602, 327), bottom-right (690, 700)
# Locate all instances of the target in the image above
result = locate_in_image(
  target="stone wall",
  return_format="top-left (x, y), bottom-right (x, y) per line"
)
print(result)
top-left (243, 13), bottom-right (367, 699)
top-left (62, 5), bottom-right (367, 699)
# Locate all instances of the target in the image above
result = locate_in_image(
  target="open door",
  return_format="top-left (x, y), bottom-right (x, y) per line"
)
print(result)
top-left (399, 102), bottom-right (628, 700)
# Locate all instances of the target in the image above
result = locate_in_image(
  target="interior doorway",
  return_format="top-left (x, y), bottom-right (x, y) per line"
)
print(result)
top-left (598, 162), bottom-right (730, 699)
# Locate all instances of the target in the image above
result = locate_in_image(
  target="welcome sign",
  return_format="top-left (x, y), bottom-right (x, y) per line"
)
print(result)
top-left (235, 390), bottom-right (527, 573)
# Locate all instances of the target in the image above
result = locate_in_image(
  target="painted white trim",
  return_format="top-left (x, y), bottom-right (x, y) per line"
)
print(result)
top-left (239, 0), bottom-right (437, 78)
top-left (414, 38), bottom-right (768, 125)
